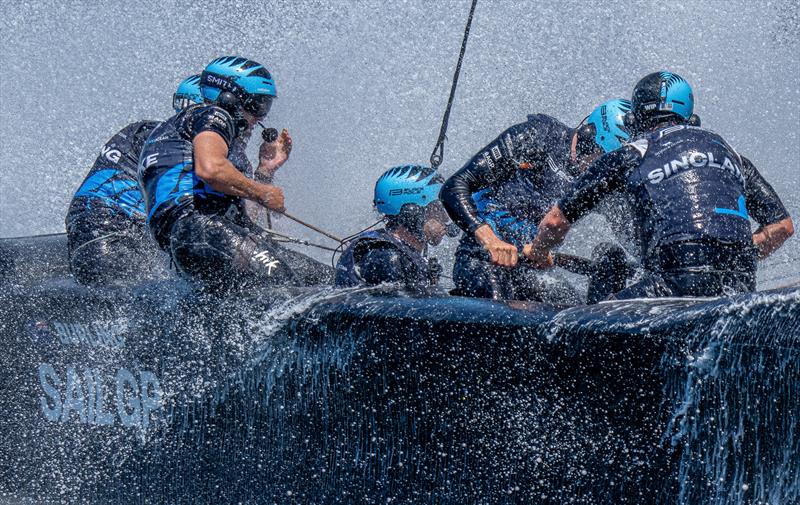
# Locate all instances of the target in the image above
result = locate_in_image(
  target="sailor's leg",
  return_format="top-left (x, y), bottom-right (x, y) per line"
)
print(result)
top-left (240, 221), bottom-right (334, 286)
top-left (169, 213), bottom-right (299, 289)
top-left (660, 270), bottom-right (755, 298)
top-left (586, 242), bottom-right (631, 304)
top-left (609, 272), bottom-right (674, 300)
top-left (513, 268), bottom-right (582, 305)
top-left (69, 229), bottom-right (164, 287)
top-left (271, 246), bottom-right (334, 286)
top-left (452, 245), bottom-right (512, 300)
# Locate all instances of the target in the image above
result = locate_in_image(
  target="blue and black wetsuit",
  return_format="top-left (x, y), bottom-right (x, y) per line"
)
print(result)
top-left (138, 104), bottom-right (329, 290)
top-left (440, 114), bottom-right (581, 303)
top-left (559, 124), bottom-right (790, 299)
top-left (334, 228), bottom-right (436, 290)
top-left (65, 120), bottom-right (165, 286)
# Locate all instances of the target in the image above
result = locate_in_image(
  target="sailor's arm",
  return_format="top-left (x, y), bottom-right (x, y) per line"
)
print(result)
top-left (740, 156), bottom-right (794, 259)
top-left (524, 147), bottom-right (637, 267)
top-left (753, 218), bottom-right (794, 259)
top-left (193, 131), bottom-right (285, 212)
top-left (255, 128), bottom-right (292, 182)
top-left (440, 123), bottom-right (538, 267)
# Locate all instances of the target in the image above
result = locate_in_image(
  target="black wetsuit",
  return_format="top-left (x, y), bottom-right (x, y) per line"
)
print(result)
top-left (138, 104), bottom-right (330, 290)
top-left (440, 114), bottom-right (581, 303)
top-left (65, 121), bottom-right (165, 287)
top-left (334, 228), bottom-right (437, 290)
top-left (560, 124), bottom-right (789, 299)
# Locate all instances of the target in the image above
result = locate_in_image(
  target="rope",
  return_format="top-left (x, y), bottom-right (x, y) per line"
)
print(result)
top-left (260, 228), bottom-right (340, 252)
top-left (429, 0), bottom-right (478, 170)
top-left (330, 218), bottom-right (386, 269)
top-left (276, 210), bottom-right (344, 243)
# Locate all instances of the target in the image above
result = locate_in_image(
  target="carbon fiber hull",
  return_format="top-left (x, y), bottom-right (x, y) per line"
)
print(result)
top-left (1, 234), bottom-right (798, 504)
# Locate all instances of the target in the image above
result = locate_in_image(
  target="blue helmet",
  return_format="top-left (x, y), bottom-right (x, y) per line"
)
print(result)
top-left (173, 74), bottom-right (204, 112)
top-left (200, 56), bottom-right (277, 118)
top-left (584, 98), bottom-right (632, 153)
top-left (374, 165), bottom-right (444, 216)
top-left (632, 71), bottom-right (694, 122)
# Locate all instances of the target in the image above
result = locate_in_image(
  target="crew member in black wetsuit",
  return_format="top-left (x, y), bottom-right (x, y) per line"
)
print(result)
top-left (335, 165), bottom-right (453, 290)
top-left (440, 99), bottom-right (633, 303)
top-left (139, 56), bottom-right (330, 291)
top-left (526, 71), bottom-right (794, 299)
top-left (65, 75), bottom-right (204, 287)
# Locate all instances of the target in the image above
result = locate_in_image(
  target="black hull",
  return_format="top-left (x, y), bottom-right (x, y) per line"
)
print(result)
top-left (1, 235), bottom-right (798, 504)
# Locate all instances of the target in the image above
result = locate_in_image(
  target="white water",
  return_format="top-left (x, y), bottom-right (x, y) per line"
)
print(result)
top-left (1, 0), bottom-right (797, 288)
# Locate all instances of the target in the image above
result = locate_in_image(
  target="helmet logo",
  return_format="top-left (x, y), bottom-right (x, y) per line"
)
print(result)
top-left (204, 74), bottom-right (238, 93)
top-left (659, 78), bottom-right (668, 109)
top-left (600, 105), bottom-right (609, 132)
top-left (389, 187), bottom-right (424, 196)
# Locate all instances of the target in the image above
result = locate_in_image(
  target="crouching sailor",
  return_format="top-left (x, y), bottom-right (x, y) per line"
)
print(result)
top-left (439, 98), bottom-right (636, 303)
top-left (335, 165), bottom-right (453, 290)
top-left (139, 56), bottom-right (319, 291)
top-left (526, 71), bottom-right (794, 299)
top-left (65, 75), bottom-right (204, 287)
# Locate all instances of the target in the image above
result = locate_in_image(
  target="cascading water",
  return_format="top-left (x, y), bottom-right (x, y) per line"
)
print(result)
top-left (1, 246), bottom-right (797, 503)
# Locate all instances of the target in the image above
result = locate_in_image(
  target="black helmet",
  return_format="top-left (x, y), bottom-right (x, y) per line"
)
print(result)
top-left (628, 71), bottom-right (695, 130)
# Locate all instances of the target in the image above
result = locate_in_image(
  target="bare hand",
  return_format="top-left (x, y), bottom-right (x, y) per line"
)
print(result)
top-left (521, 243), bottom-right (554, 269)
top-left (475, 225), bottom-right (518, 267)
top-left (258, 128), bottom-right (292, 175)
top-left (259, 185), bottom-right (285, 212)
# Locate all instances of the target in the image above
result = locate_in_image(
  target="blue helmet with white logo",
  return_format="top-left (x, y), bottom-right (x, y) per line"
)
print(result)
top-left (374, 165), bottom-right (444, 216)
top-left (583, 98), bottom-right (632, 153)
top-left (200, 56), bottom-right (277, 118)
top-left (632, 71), bottom-right (694, 124)
top-left (173, 75), bottom-right (204, 112)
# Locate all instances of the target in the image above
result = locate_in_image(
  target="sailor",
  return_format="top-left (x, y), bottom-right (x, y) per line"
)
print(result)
top-left (64, 75), bottom-right (204, 287)
top-left (525, 71), bottom-right (794, 299)
top-left (439, 99), bottom-right (633, 303)
top-left (139, 56), bottom-right (330, 291)
top-left (335, 165), bottom-right (452, 290)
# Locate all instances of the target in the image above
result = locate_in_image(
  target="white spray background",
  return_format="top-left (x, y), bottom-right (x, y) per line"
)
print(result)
top-left (1, 0), bottom-right (797, 286)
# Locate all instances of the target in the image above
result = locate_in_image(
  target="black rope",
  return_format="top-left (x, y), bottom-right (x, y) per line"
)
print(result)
top-left (330, 218), bottom-right (386, 269)
top-left (430, 0), bottom-right (478, 170)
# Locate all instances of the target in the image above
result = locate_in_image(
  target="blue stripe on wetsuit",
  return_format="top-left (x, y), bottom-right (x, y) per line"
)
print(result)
top-left (714, 195), bottom-right (750, 220)
top-left (472, 189), bottom-right (538, 248)
top-left (146, 162), bottom-right (227, 223)
top-left (75, 168), bottom-right (145, 217)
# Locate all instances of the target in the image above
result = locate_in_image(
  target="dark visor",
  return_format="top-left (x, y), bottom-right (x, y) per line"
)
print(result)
top-left (243, 95), bottom-right (273, 118)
